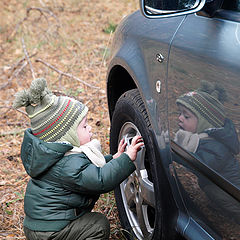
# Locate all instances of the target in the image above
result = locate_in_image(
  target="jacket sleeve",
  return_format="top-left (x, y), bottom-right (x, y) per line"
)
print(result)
top-left (60, 153), bottom-right (136, 194)
top-left (104, 154), bottom-right (113, 163)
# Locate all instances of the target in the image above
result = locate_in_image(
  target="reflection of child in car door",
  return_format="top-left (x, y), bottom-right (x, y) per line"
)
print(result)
top-left (174, 80), bottom-right (240, 224)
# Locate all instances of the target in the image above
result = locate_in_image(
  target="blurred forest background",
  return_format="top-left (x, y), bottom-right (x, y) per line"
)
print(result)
top-left (0, 0), bottom-right (138, 239)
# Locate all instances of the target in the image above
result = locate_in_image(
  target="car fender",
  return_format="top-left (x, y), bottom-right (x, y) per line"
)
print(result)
top-left (107, 10), bottom-right (185, 133)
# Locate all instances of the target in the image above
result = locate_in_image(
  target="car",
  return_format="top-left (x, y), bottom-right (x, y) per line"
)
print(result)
top-left (106, 0), bottom-right (240, 239)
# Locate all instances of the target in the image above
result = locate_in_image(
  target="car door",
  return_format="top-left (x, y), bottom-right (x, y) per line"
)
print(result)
top-left (168, 4), bottom-right (240, 240)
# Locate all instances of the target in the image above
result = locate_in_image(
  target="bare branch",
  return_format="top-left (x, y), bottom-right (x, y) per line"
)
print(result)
top-left (10, 61), bottom-right (28, 81)
top-left (35, 58), bottom-right (100, 89)
top-left (0, 52), bottom-right (37, 90)
top-left (21, 37), bottom-right (36, 80)
top-left (0, 62), bottom-right (28, 90)
top-left (0, 129), bottom-right (24, 137)
top-left (0, 106), bottom-right (28, 116)
top-left (11, 51), bottom-right (37, 74)
top-left (8, 6), bottom-right (60, 41)
top-left (38, 0), bottom-right (46, 7)
top-left (98, 30), bottom-right (113, 79)
top-left (26, 7), bottom-right (60, 26)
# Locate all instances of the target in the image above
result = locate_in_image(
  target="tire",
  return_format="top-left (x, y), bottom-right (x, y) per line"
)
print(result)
top-left (110, 89), bottom-right (157, 240)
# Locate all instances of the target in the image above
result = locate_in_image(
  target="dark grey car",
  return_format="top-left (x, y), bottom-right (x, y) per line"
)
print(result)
top-left (106, 0), bottom-right (240, 239)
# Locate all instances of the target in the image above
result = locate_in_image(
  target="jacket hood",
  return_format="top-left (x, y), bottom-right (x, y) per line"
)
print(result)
top-left (21, 129), bottom-right (73, 178)
top-left (206, 118), bottom-right (240, 155)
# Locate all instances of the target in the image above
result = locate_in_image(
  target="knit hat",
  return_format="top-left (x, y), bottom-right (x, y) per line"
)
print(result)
top-left (176, 80), bottom-right (226, 133)
top-left (13, 78), bottom-right (88, 147)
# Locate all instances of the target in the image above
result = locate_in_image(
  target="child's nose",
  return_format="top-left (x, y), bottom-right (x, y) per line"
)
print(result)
top-left (87, 125), bottom-right (92, 132)
top-left (178, 114), bottom-right (183, 122)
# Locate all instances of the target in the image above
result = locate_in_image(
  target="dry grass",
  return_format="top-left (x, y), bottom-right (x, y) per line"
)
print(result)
top-left (0, 0), bottom-right (138, 239)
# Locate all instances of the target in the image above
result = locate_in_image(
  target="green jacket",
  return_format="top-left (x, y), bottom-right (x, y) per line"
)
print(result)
top-left (21, 129), bottom-right (136, 231)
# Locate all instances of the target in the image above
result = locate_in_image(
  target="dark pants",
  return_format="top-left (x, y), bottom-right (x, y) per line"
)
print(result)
top-left (24, 212), bottom-right (110, 240)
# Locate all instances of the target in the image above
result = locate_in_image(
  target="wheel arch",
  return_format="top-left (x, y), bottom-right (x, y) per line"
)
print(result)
top-left (107, 64), bottom-right (137, 120)
top-left (106, 54), bottom-right (152, 123)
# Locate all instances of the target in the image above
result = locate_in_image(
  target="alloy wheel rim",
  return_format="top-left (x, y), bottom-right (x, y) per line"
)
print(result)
top-left (118, 122), bottom-right (155, 239)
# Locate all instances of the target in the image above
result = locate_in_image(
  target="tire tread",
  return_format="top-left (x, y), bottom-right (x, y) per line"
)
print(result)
top-left (119, 89), bottom-right (151, 129)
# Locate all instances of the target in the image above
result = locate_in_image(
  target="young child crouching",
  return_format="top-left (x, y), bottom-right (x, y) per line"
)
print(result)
top-left (13, 78), bottom-right (144, 240)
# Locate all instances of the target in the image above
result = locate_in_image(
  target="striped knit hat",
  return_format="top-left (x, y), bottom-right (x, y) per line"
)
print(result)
top-left (13, 78), bottom-right (88, 147)
top-left (176, 81), bottom-right (226, 133)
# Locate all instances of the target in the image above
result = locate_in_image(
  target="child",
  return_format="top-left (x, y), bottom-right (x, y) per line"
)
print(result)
top-left (13, 78), bottom-right (144, 240)
top-left (174, 81), bottom-right (240, 223)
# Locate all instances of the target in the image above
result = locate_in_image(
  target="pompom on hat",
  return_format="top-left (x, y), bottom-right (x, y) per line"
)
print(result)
top-left (13, 78), bottom-right (88, 147)
top-left (176, 80), bottom-right (227, 133)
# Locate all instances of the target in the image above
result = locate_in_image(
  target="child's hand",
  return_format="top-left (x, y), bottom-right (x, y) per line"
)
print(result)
top-left (113, 138), bottom-right (127, 159)
top-left (126, 136), bottom-right (144, 161)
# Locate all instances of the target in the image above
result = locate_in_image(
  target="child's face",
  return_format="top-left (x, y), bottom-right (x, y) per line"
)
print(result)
top-left (77, 116), bottom-right (93, 145)
top-left (178, 104), bottom-right (198, 133)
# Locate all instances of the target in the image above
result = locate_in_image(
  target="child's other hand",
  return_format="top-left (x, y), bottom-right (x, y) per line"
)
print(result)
top-left (126, 136), bottom-right (144, 161)
top-left (113, 138), bottom-right (127, 159)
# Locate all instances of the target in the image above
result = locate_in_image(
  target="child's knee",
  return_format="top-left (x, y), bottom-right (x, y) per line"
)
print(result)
top-left (54, 212), bottom-right (110, 239)
top-left (92, 213), bottom-right (110, 238)
top-left (75, 212), bottom-right (110, 239)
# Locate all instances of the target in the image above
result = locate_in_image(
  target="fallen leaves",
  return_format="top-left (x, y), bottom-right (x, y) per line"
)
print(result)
top-left (0, 0), bottom-right (138, 239)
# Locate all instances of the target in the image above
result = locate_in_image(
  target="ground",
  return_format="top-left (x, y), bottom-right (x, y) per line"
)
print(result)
top-left (0, 0), bottom-right (138, 239)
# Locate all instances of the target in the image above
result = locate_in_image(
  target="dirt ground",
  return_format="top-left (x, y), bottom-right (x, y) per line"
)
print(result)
top-left (0, 0), bottom-right (138, 239)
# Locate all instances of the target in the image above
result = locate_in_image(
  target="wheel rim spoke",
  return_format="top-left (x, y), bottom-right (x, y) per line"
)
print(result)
top-left (124, 175), bottom-right (137, 211)
top-left (139, 169), bottom-right (155, 208)
top-left (135, 196), bottom-right (150, 236)
top-left (135, 147), bottom-right (146, 170)
top-left (119, 121), bottom-right (155, 239)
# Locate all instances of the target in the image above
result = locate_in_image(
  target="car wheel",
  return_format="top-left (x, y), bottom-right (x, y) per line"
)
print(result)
top-left (110, 89), bottom-right (157, 240)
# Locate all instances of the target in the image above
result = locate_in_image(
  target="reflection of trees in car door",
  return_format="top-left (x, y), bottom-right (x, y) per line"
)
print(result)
top-left (167, 13), bottom-right (240, 239)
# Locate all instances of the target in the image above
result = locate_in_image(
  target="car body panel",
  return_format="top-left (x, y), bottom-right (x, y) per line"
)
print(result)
top-left (107, 11), bottom-right (191, 238)
top-left (107, 2), bottom-right (240, 239)
top-left (108, 11), bottom-right (184, 131)
top-left (168, 12), bottom-right (240, 239)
